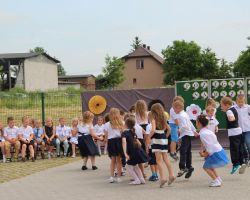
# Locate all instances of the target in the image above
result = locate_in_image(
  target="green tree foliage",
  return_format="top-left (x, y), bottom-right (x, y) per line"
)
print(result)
top-left (130, 36), bottom-right (142, 52)
top-left (96, 55), bottom-right (125, 89)
top-left (29, 47), bottom-right (66, 76)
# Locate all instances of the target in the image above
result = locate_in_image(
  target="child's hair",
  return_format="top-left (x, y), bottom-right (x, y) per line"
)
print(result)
top-left (125, 117), bottom-right (139, 148)
top-left (148, 99), bottom-right (165, 111)
top-left (135, 100), bottom-right (148, 121)
top-left (97, 115), bottom-right (104, 121)
top-left (124, 113), bottom-right (135, 121)
top-left (129, 105), bottom-right (135, 113)
top-left (151, 103), bottom-right (167, 130)
top-left (236, 94), bottom-right (246, 102)
top-left (172, 100), bottom-right (184, 110)
top-left (104, 112), bottom-right (110, 123)
top-left (206, 97), bottom-right (216, 107)
top-left (83, 111), bottom-right (94, 124)
top-left (120, 110), bottom-right (125, 116)
top-left (72, 117), bottom-right (78, 126)
top-left (22, 116), bottom-right (29, 122)
top-left (173, 96), bottom-right (184, 103)
top-left (7, 116), bottom-right (14, 123)
top-left (197, 114), bottom-right (209, 127)
top-left (109, 108), bottom-right (124, 130)
top-left (221, 96), bottom-right (233, 106)
top-left (148, 111), bottom-right (153, 121)
top-left (59, 117), bottom-right (65, 121)
top-left (205, 106), bottom-right (215, 114)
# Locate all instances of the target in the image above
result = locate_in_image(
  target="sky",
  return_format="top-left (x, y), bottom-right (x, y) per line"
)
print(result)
top-left (1, 0), bottom-right (250, 76)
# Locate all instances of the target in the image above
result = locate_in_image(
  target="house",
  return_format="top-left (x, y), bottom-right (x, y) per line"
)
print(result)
top-left (0, 53), bottom-right (60, 91)
top-left (58, 75), bottom-right (96, 90)
top-left (118, 44), bottom-right (165, 89)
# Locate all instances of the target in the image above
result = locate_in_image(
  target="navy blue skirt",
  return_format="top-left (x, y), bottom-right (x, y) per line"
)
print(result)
top-left (78, 134), bottom-right (99, 157)
top-left (148, 148), bottom-right (157, 165)
top-left (127, 147), bottom-right (149, 166)
top-left (107, 138), bottom-right (123, 157)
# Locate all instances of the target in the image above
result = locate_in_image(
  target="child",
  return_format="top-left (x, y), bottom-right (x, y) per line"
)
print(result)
top-left (104, 108), bottom-right (124, 183)
top-left (173, 100), bottom-right (196, 179)
top-left (149, 103), bottom-right (175, 188)
top-left (44, 117), bottom-right (56, 159)
top-left (3, 117), bottom-right (20, 162)
top-left (18, 116), bottom-right (35, 162)
top-left (135, 100), bottom-right (148, 131)
top-left (197, 114), bottom-right (229, 187)
top-left (206, 106), bottom-right (219, 134)
top-left (145, 112), bottom-right (159, 181)
top-left (55, 117), bottom-right (71, 157)
top-left (204, 97), bottom-right (217, 116)
top-left (78, 111), bottom-right (102, 170)
top-left (220, 96), bottom-right (246, 174)
top-left (0, 121), bottom-right (6, 163)
top-left (122, 117), bottom-right (148, 185)
top-left (33, 119), bottom-right (45, 159)
top-left (94, 115), bottom-right (106, 155)
top-left (169, 96), bottom-right (184, 161)
top-left (70, 118), bottom-right (79, 158)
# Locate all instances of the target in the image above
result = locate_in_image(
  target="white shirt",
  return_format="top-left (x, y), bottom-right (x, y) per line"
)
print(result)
top-left (104, 122), bottom-right (121, 139)
top-left (169, 107), bottom-right (178, 124)
top-left (199, 127), bottom-right (222, 155)
top-left (94, 124), bottom-right (105, 136)
top-left (176, 111), bottom-right (196, 138)
top-left (56, 125), bottom-right (71, 139)
top-left (18, 126), bottom-right (34, 140)
top-left (77, 124), bottom-right (93, 135)
top-left (135, 124), bottom-right (144, 139)
top-left (135, 112), bottom-right (148, 125)
top-left (234, 104), bottom-right (250, 132)
top-left (206, 116), bottom-right (219, 133)
top-left (4, 126), bottom-right (19, 139)
top-left (226, 108), bottom-right (242, 136)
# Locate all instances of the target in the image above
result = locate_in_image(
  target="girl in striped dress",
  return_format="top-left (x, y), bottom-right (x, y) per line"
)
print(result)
top-left (149, 103), bottom-right (175, 188)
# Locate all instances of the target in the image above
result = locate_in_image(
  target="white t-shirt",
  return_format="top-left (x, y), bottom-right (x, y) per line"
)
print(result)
top-left (226, 108), bottom-right (242, 137)
top-left (56, 125), bottom-right (71, 139)
top-left (135, 124), bottom-right (144, 139)
top-left (4, 126), bottom-right (19, 139)
top-left (77, 124), bottom-right (93, 135)
top-left (18, 126), bottom-right (34, 140)
top-left (103, 122), bottom-right (121, 139)
top-left (234, 104), bottom-right (250, 132)
top-left (135, 112), bottom-right (148, 125)
top-left (169, 107), bottom-right (178, 124)
top-left (94, 124), bottom-right (105, 136)
top-left (206, 116), bottom-right (219, 133)
top-left (176, 111), bottom-right (196, 138)
top-left (199, 127), bottom-right (222, 155)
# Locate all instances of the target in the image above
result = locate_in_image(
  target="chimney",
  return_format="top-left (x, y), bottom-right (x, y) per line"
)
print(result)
top-left (142, 44), bottom-right (146, 48)
top-left (147, 46), bottom-right (150, 50)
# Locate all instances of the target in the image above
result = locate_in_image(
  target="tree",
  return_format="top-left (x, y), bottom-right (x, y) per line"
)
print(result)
top-left (130, 36), bottom-right (142, 52)
top-left (217, 59), bottom-right (233, 78)
top-left (96, 55), bottom-right (125, 89)
top-left (29, 46), bottom-right (66, 76)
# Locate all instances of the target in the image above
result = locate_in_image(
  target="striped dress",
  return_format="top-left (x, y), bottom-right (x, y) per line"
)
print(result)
top-left (151, 129), bottom-right (168, 153)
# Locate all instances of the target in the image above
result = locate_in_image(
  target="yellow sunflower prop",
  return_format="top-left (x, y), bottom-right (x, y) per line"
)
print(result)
top-left (88, 95), bottom-right (107, 115)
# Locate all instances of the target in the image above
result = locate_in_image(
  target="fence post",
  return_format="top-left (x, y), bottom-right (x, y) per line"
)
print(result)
top-left (41, 92), bottom-right (45, 126)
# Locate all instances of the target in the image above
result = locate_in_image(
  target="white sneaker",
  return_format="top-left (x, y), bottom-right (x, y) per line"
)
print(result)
top-left (116, 177), bottom-right (122, 183)
top-left (108, 177), bottom-right (115, 183)
top-left (3, 157), bottom-right (6, 163)
top-left (239, 164), bottom-right (247, 174)
top-left (47, 153), bottom-right (51, 159)
top-left (209, 179), bottom-right (221, 187)
top-left (217, 177), bottom-right (222, 183)
top-left (71, 154), bottom-right (76, 158)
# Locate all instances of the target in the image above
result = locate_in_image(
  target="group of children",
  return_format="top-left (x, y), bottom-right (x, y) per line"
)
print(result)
top-left (1, 94), bottom-right (249, 188)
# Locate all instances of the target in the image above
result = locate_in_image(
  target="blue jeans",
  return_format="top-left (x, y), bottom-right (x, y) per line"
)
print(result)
top-left (56, 139), bottom-right (69, 156)
top-left (243, 131), bottom-right (250, 160)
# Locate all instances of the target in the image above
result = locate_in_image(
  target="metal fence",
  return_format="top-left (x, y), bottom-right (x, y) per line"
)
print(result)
top-left (0, 92), bottom-right (82, 126)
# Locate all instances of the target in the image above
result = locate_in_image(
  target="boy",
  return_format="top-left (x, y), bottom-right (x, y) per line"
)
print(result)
top-left (33, 119), bottom-right (46, 159)
top-left (173, 100), bottom-right (197, 179)
top-left (220, 96), bottom-right (246, 174)
top-left (234, 94), bottom-right (250, 165)
top-left (206, 106), bottom-right (219, 134)
top-left (55, 117), bottom-right (70, 157)
top-left (4, 117), bottom-right (21, 162)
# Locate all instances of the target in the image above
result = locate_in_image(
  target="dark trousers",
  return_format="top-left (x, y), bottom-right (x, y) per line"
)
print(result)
top-left (229, 134), bottom-right (244, 166)
top-left (179, 135), bottom-right (192, 170)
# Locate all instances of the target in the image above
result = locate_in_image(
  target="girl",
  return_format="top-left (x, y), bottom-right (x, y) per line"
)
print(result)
top-left (44, 117), bottom-right (56, 159)
top-left (70, 118), bottom-right (79, 158)
top-left (135, 100), bottom-right (148, 131)
top-left (18, 116), bottom-right (35, 162)
top-left (104, 108), bottom-right (124, 183)
top-left (94, 115), bottom-right (106, 155)
top-left (197, 114), bottom-right (229, 187)
top-left (33, 119), bottom-right (46, 159)
top-left (78, 111), bottom-right (103, 170)
top-left (0, 121), bottom-right (6, 163)
top-left (122, 117), bottom-right (148, 185)
top-left (149, 103), bottom-right (175, 188)
top-left (204, 97), bottom-right (217, 116)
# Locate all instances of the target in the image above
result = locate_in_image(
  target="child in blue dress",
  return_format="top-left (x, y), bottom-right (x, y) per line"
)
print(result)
top-left (197, 114), bottom-right (229, 187)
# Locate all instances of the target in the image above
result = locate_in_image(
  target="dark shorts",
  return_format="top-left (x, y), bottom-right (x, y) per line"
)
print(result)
top-left (21, 139), bottom-right (35, 147)
top-left (44, 138), bottom-right (56, 146)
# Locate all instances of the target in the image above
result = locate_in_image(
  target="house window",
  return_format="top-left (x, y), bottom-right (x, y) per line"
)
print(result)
top-left (136, 59), bottom-right (144, 69)
top-left (133, 78), bottom-right (137, 84)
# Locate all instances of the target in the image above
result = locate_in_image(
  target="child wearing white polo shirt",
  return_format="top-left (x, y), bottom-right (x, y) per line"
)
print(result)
top-left (206, 106), bottom-right (219, 134)
top-left (0, 121), bottom-right (6, 163)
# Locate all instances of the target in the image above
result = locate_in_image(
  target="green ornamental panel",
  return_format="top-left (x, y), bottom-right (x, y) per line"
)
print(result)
top-left (210, 78), bottom-right (245, 129)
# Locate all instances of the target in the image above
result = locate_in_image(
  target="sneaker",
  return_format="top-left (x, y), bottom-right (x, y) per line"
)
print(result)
top-left (170, 153), bottom-right (179, 161)
top-left (31, 157), bottom-right (35, 162)
top-left (41, 153), bottom-right (45, 159)
top-left (129, 180), bottom-right (141, 185)
top-left (92, 166), bottom-right (98, 170)
top-left (71, 154), bottom-right (76, 158)
top-left (239, 164), bottom-right (247, 174)
top-left (185, 167), bottom-right (194, 179)
top-left (230, 165), bottom-right (240, 174)
top-left (209, 179), bottom-right (221, 187)
top-left (177, 169), bottom-right (188, 177)
top-left (116, 177), bottom-right (122, 183)
top-left (217, 177), bottom-right (222, 183)
top-left (57, 154), bottom-right (60, 158)
top-left (47, 153), bottom-right (51, 160)
top-left (108, 177), bottom-right (115, 183)
top-left (22, 157), bottom-right (26, 162)
top-left (155, 175), bottom-right (159, 181)
top-left (2, 157), bottom-right (6, 163)
top-left (81, 166), bottom-right (88, 170)
top-left (148, 175), bottom-right (156, 181)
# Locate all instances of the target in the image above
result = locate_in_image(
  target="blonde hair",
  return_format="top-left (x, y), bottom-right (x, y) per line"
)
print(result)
top-left (124, 113), bottom-right (135, 121)
top-left (151, 103), bottom-right (167, 130)
top-left (205, 105), bottom-right (215, 113)
top-left (135, 100), bottom-right (148, 122)
top-left (72, 117), bottom-right (78, 125)
top-left (206, 97), bottom-right (216, 108)
top-left (221, 96), bottom-right (233, 106)
top-left (109, 108), bottom-right (124, 130)
top-left (172, 100), bottom-right (184, 110)
top-left (173, 96), bottom-right (184, 103)
top-left (22, 116), bottom-right (29, 122)
top-left (82, 111), bottom-right (94, 124)
top-left (236, 94), bottom-right (246, 101)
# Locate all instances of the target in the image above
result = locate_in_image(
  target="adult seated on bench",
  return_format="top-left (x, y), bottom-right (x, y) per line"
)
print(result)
top-left (4, 117), bottom-right (21, 162)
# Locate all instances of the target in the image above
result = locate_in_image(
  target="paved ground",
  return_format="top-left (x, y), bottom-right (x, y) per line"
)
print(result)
top-left (0, 151), bottom-right (250, 200)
